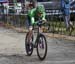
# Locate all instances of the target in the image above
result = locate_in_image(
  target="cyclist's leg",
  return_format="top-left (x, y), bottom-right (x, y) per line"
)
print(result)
top-left (39, 26), bottom-right (43, 33)
top-left (28, 26), bottom-right (33, 38)
top-left (27, 16), bottom-right (33, 42)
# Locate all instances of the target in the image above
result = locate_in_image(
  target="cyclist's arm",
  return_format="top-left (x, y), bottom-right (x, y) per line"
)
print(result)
top-left (31, 17), bottom-right (37, 25)
top-left (31, 17), bottom-right (35, 25)
top-left (28, 8), bottom-right (37, 25)
top-left (42, 12), bottom-right (46, 21)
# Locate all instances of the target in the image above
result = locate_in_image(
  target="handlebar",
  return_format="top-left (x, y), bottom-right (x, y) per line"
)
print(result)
top-left (37, 20), bottom-right (46, 26)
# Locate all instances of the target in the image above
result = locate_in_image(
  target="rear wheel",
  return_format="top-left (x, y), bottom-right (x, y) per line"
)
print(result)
top-left (25, 32), bottom-right (34, 56)
top-left (36, 34), bottom-right (47, 60)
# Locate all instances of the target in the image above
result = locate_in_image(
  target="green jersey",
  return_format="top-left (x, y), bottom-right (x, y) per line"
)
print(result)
top-left (28, 7), bottom-right (46, 25)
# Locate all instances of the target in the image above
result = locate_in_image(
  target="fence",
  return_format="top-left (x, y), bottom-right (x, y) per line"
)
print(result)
top-left (0, 8), bottom-right (75, 36)
top-left (45, 9), bottom-right (75, 36)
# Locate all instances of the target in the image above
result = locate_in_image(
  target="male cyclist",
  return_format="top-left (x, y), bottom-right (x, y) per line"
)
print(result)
top-left (27, 4), bottom-right (46, 43)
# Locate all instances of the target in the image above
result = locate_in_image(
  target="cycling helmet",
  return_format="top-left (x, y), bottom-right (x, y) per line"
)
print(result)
top-left (36, 5), bottom-right (45, 14)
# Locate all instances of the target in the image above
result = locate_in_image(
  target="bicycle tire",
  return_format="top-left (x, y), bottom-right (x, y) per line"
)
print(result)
top-left (36, 34), bottom-right (47, 60)
top-left (25, 32), bottom-right (34, 56)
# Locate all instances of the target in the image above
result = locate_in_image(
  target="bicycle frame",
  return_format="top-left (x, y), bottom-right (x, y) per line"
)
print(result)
top-left (32, 22), bottom-right (43, 46)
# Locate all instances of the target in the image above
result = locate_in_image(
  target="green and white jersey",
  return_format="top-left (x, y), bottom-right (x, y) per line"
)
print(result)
top-left (28, 5), bottom-right (46, 25)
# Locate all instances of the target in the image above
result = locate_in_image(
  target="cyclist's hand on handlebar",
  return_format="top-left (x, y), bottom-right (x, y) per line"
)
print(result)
top-left (36, 19), bottom-right (47, 26)
top-left (42, 20), bottom-right (47, 24)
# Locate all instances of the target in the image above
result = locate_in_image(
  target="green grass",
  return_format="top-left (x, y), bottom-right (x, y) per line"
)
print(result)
top-left (45, 21), bottom-right (75, 36)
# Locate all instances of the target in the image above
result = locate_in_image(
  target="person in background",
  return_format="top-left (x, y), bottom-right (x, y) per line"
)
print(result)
top-left (0, 3), bottom-right (4, 24)
top-left (28, 0), bottom-right (37, 10)
top-left (61, 0), bottom-right (74, 32)
top-left (0, 3), bottom-right (4, 14)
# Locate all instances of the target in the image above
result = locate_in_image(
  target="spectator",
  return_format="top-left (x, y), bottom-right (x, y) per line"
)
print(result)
top-left (61, 0), bottom-right (74, 31)
top-left (21, 4), bottom-right (25, 13)
top-left (28, 0), bottom-right (37, 10)
top-left (0, 3), bottom-right (4, 23)
top-left (60, 0), bottom-right (65, 11)
top-left (0, 3), bottom-right (4, 14)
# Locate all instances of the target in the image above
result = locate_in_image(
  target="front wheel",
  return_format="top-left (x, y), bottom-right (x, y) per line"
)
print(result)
top-left (36, 34), bottom-right (47, 60)
top-left (25, 32), bottom-right (34, 56)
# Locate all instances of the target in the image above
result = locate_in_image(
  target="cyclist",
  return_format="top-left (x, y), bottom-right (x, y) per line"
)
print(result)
top-left (61, 0), bottom-right (74, 31)
top-left (27, 4), bottom-right (46, 43)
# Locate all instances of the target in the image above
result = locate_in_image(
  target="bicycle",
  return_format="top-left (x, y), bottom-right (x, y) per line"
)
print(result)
top-left (25, 20), bottom-right (47, 60)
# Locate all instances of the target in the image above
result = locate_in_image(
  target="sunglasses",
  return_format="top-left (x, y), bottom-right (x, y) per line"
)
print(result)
top-left (38, 12), bottom-right (43, 14)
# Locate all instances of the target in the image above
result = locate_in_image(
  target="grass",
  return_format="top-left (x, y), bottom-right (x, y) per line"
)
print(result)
top-left (43, 21), bottom-right (75, 36)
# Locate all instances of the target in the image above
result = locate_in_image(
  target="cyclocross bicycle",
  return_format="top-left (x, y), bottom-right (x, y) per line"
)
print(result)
top-left (25, 20), bottom-right (47, 60)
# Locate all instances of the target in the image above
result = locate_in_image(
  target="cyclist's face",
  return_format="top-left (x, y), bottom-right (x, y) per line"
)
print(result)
top-left (37, 12), bottom-right (42, 16)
